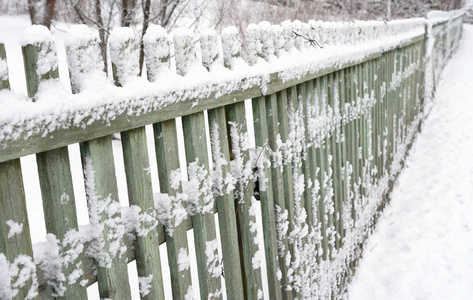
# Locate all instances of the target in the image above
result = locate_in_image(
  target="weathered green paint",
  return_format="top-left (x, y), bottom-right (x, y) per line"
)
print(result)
top-left (181, 112), bottom-right (222, 299)
top-left (226, 101), bottom-right (263, 300)
top-left (252, 94), bottom-right (282, 300)
top-left (80, 137), bottom-right (133, 300)
top-left (0, 159), bottom-right (36, 300)
top-left (121, 127), bottom-right (165, 300)
top-left (22, 39), bottom-right (88, 299)
top-left (153, 120), bottom-right (193, 300)
top-left (111, 33), bottom-right (165, 300)
top-left (207, 107), bottom-right (245, 300)
top-left (0, 44), bottom-right (10, 90)
top-left (275, 89), bottom-right (295, 298)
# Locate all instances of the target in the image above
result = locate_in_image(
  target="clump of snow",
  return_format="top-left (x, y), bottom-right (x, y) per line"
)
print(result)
top-left (33, 231), bottom-right (84, 297)
top-left (177, 248), bottom-right (190, 272)
top-left (183, 159), bottom-right (214, 215)
top-left (6, 220), bottom-right (23, 238)
top-left (154, 191), bottom-right (187, 237)
top-left (138, 274), bottom-right (153, 297)
top-left (209, 120), bottom-right (234, 197)
top-left (205, 239), bottom-right (222, 278)
top-left (0, 254), bottom-right (38, 300)
top-left (109, 27), bottom-right (139, 87)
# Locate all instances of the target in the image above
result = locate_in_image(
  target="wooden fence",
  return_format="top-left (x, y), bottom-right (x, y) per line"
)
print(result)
top-left (0, 9), bottom-right (464, 300)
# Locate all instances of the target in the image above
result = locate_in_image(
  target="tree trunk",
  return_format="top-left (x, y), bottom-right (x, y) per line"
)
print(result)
top-left (139, 0), bottom-right (151, 76)
top-left (95, 0), bottom-right (108, 74)
top-left (27, 0), bottom-right (56, 29)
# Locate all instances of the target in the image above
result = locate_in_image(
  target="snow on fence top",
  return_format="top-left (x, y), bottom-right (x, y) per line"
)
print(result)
top-left (0, 12), bottom-right (464, 163)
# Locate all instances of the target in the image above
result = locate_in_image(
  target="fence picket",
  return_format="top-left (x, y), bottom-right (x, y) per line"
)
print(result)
top-left (22, 30), bottom-right (88, 299)
top-left (143, 25), bottom-right (194, 300)
top-left (65, 26), bottom-right (133, 300)
top-left (0, 46), bottom-right (36, 299)
top-left (173, 29), bottom-right (223, 299)
top-left (110, 27), bottom-right (165, 300)
top-left (202, 28), bottom-right (246, 300)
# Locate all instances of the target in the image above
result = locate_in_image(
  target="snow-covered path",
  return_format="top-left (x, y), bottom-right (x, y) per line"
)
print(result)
top-left (347, 24), bottom-right (473, 299)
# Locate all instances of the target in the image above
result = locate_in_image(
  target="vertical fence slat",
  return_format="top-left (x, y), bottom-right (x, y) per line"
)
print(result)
top-left (65, 26), bottom-right (133, 300)
top-left (110, 27), bottom-right (165, 300)
top-left (22, 29), bottom-right (88, 299)
top-left (204, 27), bottom-right (245, 300)
top-left (221, 26), bottom-right (263, 299)
top-left (207, 107), bottom-right (245, 300)
top-left (154, 120), bottom-right (193, 299)
top-left (144, 25), bottom-right (193, 300)
top-left (252, 93), bottom-right (282, 300)
top-left (276, 88), bottom-right (296, 297)
top-left (0, 46), bottom-right (37, 299)
top-left (173, 30), bottom-right (223, 299)
top-left (251, 22), bottom-right (283, 300)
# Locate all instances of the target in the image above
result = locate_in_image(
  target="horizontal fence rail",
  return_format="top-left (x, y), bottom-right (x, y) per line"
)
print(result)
top-left (0, 9), bottom-right (464, 300)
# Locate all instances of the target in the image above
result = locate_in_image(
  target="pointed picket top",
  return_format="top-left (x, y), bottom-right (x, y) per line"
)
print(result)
top-left (143, 24), bottom-right (171, 82)
top-left (65, 25), bottom-right (105, 94)
top-left (282, 20), bottom-right (295, 53)
top-left (0, 44), bottom-right (10, 90)
top-left (21, 25), bottom-right (59, 98)
top-left (109, 27), bottom-right (139, 87)
top-left (200, 28), bottom-right (220, 71)
top-left (172, 28), bottom-right (200, 76)
top-left (259, 21), bottom-right (276, 62)
top-left (246, 23), bottom-right (262, 66)
top-left (292, 20), bottom-right (304, 51)
top-left (221, 26), bottom-right (242, 69)
top-left (271, 24), bottom-right (285, 58)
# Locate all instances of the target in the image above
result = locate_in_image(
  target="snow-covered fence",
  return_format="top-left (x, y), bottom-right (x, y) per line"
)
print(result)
top-left (0, 10), bottom-right (464, 300)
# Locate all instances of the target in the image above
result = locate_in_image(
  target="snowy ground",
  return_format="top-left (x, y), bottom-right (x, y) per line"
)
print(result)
top-left (348, 24), bottom-right (473, 299)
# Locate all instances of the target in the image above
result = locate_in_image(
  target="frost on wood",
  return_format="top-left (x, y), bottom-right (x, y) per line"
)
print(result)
top-left (173, 28), bottom-right (200, 76)
top-left (210, 120), bottom-right (233, 197)
top-left (82, 155), bottom-right (127, 268)
top-left (205, 239), bottom-right (222, 278)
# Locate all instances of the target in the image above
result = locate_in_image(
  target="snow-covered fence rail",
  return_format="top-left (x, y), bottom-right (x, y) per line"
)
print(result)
top-left (0, 10), bottom-right (464, 300)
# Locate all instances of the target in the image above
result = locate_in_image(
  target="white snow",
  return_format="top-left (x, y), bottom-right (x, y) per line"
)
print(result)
top-left (348, 24), bottom-right (473, 300)
top-left (6, 220), bottom-right (23, 238)
top-left (138, 274), bottom-right (153, 297)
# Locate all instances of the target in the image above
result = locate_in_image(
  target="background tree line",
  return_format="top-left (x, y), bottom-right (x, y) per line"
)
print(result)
top-left (0, 0), bottom-right (464, 75)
